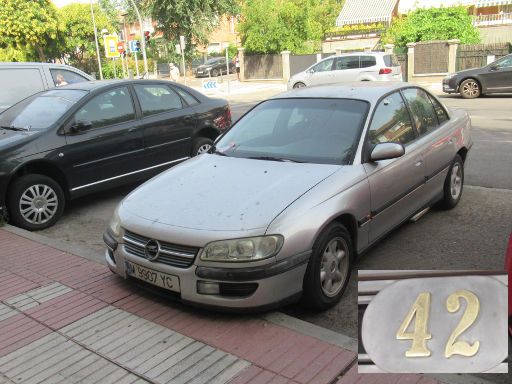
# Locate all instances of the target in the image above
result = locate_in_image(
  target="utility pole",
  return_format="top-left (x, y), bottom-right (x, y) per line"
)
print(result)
top-left (129, 0), bottom-right (149, 77)
top-left (90, 0), bottom-right (103, 79)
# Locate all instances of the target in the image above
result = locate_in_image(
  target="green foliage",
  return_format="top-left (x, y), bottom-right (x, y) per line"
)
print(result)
top-left (101, 56), bottom-right (156, 79)
top-left (382, 6), bottom-right (480, 47)
top-left (326, 22), bottom-right (386, 34)
top-left (57, 3), bottom-right (114, 72)
top-left (239, 0), bottom-right (343, 54)
top-left (0, 0), bottom-right (59, 61)
top-left (147, 0), bottom-right (240, 55)
top-left (208, 44), bottom-right (239, 59)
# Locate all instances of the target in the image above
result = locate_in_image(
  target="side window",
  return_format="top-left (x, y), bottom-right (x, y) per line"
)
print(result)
top-left (368, 92), bottom-right (416, 146)
top-left (134, 85), bottom-right (183, 116)
top-left (0, 68), bottom-right (44, 108)
top-left (402, 88), bottom-right (439, 136)
top-left (334, 56), bottom-right (360, 70)
top-left (74, 86), bottom-right (135, 130)
top-left (312, 58), bottom-right (334, 72)
top-left (51, 69), bottom-right (88, 87)
top-left (493, 55), bottom-right (512, 69)
top-left (427, 94), bottom-right (449, 124)
top-left (360, 56), bottom-right (377, 68)
top-left (173, 86), bottom-right (200, 106)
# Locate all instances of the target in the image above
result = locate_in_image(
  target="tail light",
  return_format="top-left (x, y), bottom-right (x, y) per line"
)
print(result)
top-left (379, 68), bottom-right (392, 75)
top-left (213, 105), bottom-right (231, 131)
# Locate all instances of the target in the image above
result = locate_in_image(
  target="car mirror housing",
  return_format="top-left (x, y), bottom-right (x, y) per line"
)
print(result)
top-left (69, 120), bottom-right (92, 134)
top-left (370, 142), bottom-right (405, 162)
top-left (489, 64), bottom-right (498, 71)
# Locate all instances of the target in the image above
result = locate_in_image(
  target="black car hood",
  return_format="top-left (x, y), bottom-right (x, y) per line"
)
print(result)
top-left (0, 129), bottom-right (41, 152)
top-left (455, 67), bottom-right (484, 77)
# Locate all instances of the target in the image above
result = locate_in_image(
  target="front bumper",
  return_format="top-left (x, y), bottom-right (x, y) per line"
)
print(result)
top-left (105, 238), bottom-right (310, 310)
top-left (442, 77), bottom-right (458, 93)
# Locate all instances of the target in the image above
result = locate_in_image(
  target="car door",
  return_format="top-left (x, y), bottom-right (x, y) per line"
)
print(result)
top-left (332, 56), bottom-right (361, 82)
top-left (133, 83), bottom-right (196, 169)
top-left (63, 86), bottom-right (144, 191)
top-left (401, 88), bottom-right (456, 203)
top-left (308, 58), bottom-right (335, 86)
top-left (480, 55), bottom-right (512, 92)
top-left (363, 91), bottom-right (426, 243)
top-left (358, 55), bottom-right (379, 79)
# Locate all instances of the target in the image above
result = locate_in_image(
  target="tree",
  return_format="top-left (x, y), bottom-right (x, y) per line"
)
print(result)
top-left (383, 7), bottom-right (480, 47)
top-left (0, 0), bottom-right (59, 61)
top-left (239, 0), bottom-right (343, 54)
top-left (146, 0), bottom-right (240, 53)
top-left (56, 3), bottom-right (113, 72)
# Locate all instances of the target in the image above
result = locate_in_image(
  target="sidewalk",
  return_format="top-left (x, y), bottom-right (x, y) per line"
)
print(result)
top-left (0, 228), bottom-right (445, 384)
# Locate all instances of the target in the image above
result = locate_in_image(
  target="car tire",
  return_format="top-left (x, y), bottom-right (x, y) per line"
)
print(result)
top-left (459, 79), bottom-right (481, 99)
top-left (7, 174), bottom-right (65, 231)
top-left (211, 69), bottom-right (219, 77)
top-left (438, 154), bottom-right (464, 209)
top-left (192, 137), bottom-right (214, 156)
top-left (293, 82), bottom-right (306, 89)
top-left (302, 223), bottom-right (352, 310)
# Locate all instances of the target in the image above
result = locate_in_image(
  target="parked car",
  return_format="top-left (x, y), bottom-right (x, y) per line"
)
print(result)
top-left (287, 52), bottom-right (402, 90)
top-left (442, 53), bottom-right (512, 98)
top-left (0, 80), bottom-right (231, 230)
top-left (506, 233), bottom-right (512, 336)
top-left (104, 82), bottom-right (472, 311)
top-left (0, 62), bottom-right (93, 114)
top-left (195, 57), bottom-right (235, 77)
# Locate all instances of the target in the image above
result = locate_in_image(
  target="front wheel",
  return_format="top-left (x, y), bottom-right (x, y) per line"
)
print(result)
top-left (293, 82), bottom-right (306, 89)
top-left (459, 79), bottom-right (481, 99)
top-left (302, 223), bottom-right (352, 310)
top-left (7, 174), bottom-right (65, 231)
top-left (438, 154), bottom-right (464, 209)
top-left (192, 137), bottom-right (214, 156)
top-left (211, 69), bottom-right (219, 77)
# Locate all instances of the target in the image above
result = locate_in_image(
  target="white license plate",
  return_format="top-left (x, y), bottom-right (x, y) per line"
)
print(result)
top-left (125, 261), bottom-right (180, 292)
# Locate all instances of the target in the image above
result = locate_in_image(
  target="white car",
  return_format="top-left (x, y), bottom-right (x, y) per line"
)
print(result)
top-left (288, 52), bottom-right (403, 90)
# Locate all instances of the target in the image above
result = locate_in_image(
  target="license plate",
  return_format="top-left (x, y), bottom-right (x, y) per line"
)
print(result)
top-left (125, 261), bottom-right (180, 292)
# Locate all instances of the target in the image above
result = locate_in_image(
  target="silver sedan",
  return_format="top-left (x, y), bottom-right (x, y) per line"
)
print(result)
top-left (104, 82), bottom-right (472, 310)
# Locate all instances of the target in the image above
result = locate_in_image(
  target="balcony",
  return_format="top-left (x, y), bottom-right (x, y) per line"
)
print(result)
top-left (472, 12), bottom-right (512, 26)
top-left (324, 27), bottom-right (386, 41)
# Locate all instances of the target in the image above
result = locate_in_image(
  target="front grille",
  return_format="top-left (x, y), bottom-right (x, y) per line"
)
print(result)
top-left (123, 230), bottom-right (198, 268)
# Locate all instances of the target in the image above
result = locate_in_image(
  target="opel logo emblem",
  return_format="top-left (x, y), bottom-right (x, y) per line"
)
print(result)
top-left (144, 239), bottom-right (160, 261)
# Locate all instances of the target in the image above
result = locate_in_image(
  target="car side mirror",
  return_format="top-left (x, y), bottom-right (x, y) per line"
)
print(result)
top-left (489, 64), bottom-right (498, 71)
top-left (370, 142), bottom-right (405, 162)
top-left (307, 68), bottom-right (314, 74)
top-left (69, 120), bottom-right (92, 134)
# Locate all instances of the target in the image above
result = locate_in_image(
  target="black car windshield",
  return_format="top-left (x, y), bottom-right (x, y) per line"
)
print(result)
top-left (0, 90), bottom-right (86, 130)
top-left (215, 98), bottom-right (369, 165)
top-left (204, 58), bottom-right (223, 65)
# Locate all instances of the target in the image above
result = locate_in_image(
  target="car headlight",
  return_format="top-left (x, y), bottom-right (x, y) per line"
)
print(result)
top-left (108, 207), bottom-right (122, 238)
top-left (444, 73), bottom-right (456, 80)
top-left (200, 235), bottom-right (284, 262)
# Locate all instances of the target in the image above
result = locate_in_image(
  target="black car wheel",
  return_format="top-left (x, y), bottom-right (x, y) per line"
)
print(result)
top-left (211, 69), bottom-right (219, 77)
top-left (7, 174), bottom-right (65, 231)
top-left (438, 154), bottom-right (464, 209)
top-left (460, 79), bottom-right (481, 99)
top-left (302, 223), bottom-right (352, 310)
top-left (293, 82), bottom-right (306, 89)
top-left (192, 137), bottom-right (214, 156)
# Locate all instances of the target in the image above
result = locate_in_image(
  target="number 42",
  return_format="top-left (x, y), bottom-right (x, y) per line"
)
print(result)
top-left (396, 290), bottom-right (480, 358)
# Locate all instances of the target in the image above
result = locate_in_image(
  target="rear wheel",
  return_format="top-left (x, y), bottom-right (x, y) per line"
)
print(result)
top-left (302, 223), bottom-right (352, 310)
top-left (7, 174), bottom-right (65, 231)
top-left (192, 137), bottom-right (213, 156)
top-left (438, 154), bottom-right (464, 209)
top-left (293, 82), bottom-right (306, 89)
top-left (211, 69), bottom-right (219, 77)
top-left (459, 79), bottom-right (481, 99)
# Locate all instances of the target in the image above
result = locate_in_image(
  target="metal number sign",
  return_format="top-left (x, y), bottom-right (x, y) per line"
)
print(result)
top-left (361, 276), bottom-right (507, 373)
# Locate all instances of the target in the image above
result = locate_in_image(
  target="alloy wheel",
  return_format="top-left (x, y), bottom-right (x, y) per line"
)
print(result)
top-left (461, 80), bottom-right (479, 98)
top-left (450, 163), bottom-right (462, 200)
top-left (196, 143), bottom-right (212, 155)
top-left (320, 237), bottom-right (349, 297)
top-left (19, 184), bottom-right (58, 225)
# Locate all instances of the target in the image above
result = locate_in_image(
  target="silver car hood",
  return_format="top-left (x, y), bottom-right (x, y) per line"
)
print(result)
top-left (122, 154), bottom-right (340, 231)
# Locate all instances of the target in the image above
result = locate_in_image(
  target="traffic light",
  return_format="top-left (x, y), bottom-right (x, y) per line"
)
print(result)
top-left (144, 31), bottom-right (150, 44)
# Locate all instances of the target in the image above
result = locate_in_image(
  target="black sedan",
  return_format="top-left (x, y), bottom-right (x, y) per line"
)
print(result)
top-left (0, 80), bottom-right (231, 230)
top-left (443, 53), bottom-right (512, 98)
top-left (194, 57), bottom-right (235, 77)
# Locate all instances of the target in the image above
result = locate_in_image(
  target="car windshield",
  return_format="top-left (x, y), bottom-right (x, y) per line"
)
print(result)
top-left (0, 89), bottom-right (86, 130)
top-left (205, 58), bottom-right (222, 65)
top-left (215, 98), bottom-right (369, 165)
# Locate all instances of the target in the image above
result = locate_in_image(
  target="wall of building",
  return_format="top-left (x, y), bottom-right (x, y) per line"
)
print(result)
top-left (322, 37), bottom-right (380, 53)
top-left (478, 25), bottom-right (512, 43)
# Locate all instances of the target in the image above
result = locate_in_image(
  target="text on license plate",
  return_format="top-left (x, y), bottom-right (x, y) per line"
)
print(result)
top-left (125, 261), bottom-right (180, 292)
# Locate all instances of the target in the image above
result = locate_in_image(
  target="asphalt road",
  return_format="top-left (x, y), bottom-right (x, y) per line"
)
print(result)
top-left (34, 89), bottom-right (511, 381)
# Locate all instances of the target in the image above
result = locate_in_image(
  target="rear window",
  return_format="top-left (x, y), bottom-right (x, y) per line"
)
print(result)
top-left (360, 56), bottom-right (377, 68)
top-left (0, 68), bottom-right (45, 109)
top-left (384, 54), bottom-right (400, 67)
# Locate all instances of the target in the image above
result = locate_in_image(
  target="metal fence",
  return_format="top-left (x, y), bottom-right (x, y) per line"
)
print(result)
top-left (414, 41), bottom-right (449, 74)
top-left (456, 43), bottom-right (511, 71)
top-left (244, 54), bottom-right (283, 80)
top-left (289, 54), bottom-right (317, 76)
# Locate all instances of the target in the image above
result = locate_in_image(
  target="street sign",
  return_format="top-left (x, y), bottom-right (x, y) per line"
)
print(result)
top-left (202, 80), bottom-right (218, 89)
top-left (117, 41), bottom-right (125, 55)
top-left (104, 35), bottom-right (120, 58)
top-left (129, 40), bottom-right (140, 53)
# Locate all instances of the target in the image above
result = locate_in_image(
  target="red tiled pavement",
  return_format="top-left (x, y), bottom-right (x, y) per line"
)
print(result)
top-left (0, 228), bottom-right (448, 384)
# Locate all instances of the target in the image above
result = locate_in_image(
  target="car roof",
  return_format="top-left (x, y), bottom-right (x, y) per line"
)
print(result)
top-left (56, 79), bottom-right (183, 91)
top-left (272, 82), bottom-right (415, 104)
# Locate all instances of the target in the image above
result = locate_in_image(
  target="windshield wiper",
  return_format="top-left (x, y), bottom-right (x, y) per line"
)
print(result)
top-left (210, 146), bottom-right (228, 156)
top-left (0, 125), bottom-right (30, 132)
top-left (248, 156), bottom-right (303, 163)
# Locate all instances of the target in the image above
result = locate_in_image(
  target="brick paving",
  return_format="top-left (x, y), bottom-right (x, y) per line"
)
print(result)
top-left (0, 228), bottom-right (447, 384)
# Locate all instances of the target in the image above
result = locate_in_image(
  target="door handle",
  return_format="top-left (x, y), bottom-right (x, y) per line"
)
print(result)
top-left (183, 115), bottom-right (192, 121)
top-left (415, 160), bottom-right (423, 167)
top-left (128, 127), bottom-right (137, 132)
